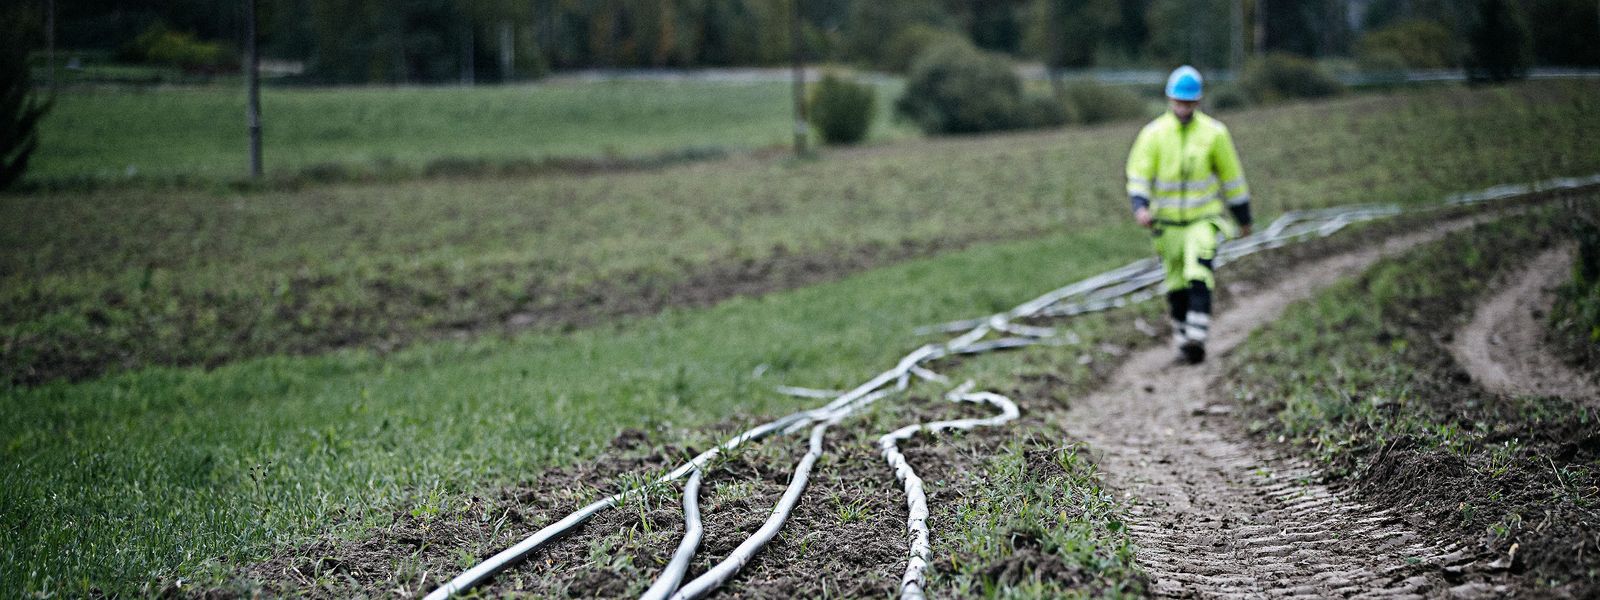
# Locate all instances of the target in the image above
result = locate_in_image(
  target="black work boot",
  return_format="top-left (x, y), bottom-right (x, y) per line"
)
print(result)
top-left (1180, 281), bottom-right (1212, 364)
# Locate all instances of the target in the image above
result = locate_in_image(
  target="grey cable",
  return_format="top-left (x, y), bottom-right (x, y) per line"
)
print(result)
top-left (426, 174), bottom-right (1600, 600)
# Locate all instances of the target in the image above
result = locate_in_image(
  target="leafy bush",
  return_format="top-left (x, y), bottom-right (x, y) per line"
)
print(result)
top-left (1241, 53), bottom-right (1344, 104)
top-left (879, 24), bottom-right (967, 73)
top-left (808, 73), bottom-right (877, 145)
top-left (1357, 19), bottom-right (1458, 69)
top-left (1019, 93), bottom-right (1071, 128)
top-left (1206, 81), bottom-right (1251, 111)
top-left (1465, 0), bottom-right (1532, 83)
top-left (128, 23), bottom-right (233, 71)
top-left (842, 0), bottom-right (955, 70)
top-left (894, 41), bottom-right (1063, 134)
top-left (1060, 83), bottom-right (1146, 124)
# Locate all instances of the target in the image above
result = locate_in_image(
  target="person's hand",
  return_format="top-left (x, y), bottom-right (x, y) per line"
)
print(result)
top-left (1239, 223), bottom-right (1252, 237)
top-left (1134, 207), bottom-right (1153, 228)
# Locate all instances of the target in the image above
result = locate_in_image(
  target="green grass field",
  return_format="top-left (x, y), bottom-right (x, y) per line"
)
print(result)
top-left (7, 81), bottom-right (1599, 386)
top-left (1, 224), bottom-right (1154, 596)
top-left (31, 78), bottom-right (916, 184)
top-left (4, 79), bottom-right (1600, 595)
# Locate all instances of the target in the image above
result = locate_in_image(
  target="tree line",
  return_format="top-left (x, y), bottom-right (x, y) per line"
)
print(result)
top-left (13, 0), bottom-right (1600, 84)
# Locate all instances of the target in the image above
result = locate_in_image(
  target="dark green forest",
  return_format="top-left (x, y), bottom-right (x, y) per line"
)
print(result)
top-left (14, 0), bottom-right (1600, 83)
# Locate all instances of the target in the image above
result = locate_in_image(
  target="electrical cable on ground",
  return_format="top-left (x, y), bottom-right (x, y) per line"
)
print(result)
top-left (425, 174), bottom-right (1600, 600)
top-left (878, 380), bottom-right (1021, 600)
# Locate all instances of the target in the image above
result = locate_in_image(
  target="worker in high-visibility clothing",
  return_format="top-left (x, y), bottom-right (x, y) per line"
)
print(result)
top-left (1126, 66), bottom-right (1253, 364)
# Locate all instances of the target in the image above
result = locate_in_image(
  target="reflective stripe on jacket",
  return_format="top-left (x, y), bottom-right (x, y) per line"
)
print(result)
top-left (1125, 111), bottom-right (1249, 225)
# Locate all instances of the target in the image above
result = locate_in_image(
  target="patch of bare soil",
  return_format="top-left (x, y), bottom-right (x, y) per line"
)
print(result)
top-left (1450, 245), bottom-right (1600, 401)
top-left (1053, 219), bottom-right (1515, 598)
top-left (209, 428), bottom-right (698, 598)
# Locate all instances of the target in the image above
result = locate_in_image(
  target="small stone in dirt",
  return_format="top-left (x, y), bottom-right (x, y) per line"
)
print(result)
top-left (1097, 343), bottom-right (1127, 356)
top-left (610, 427), bottom-right (650, 450)
top-left (1448, 581), bottom-right (1509, 598)
top-left (1078, 354), bottom-right (1093, 366)
top-left (1133, 318), bottom-right (1159, 337)
top-left (1189, 403), bottom-right (1234, 416)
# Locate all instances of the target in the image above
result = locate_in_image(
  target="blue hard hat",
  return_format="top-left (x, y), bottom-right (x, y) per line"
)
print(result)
top-left (1165, 65), bottom-right (1203, 101)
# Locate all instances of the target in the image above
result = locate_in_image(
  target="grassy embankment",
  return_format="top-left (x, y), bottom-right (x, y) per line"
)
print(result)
top-left (29, 78), bottom-right (915, 186)
top-left (1229, 203), bottom-right (1600, 593)
top-left (7, 81), bottom-right (1600, 386)
top-left (2, 80), bottom-right (1598, 595)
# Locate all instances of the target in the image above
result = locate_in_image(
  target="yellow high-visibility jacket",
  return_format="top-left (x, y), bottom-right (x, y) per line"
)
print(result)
top-left (1126, 111), bottom-right (1250, 228)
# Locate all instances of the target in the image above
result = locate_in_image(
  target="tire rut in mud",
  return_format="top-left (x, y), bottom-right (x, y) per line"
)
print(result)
top-left (1054, 217), bottom-right (1515, 598)
top-left (1450, 245), bottom-right (1600, 402)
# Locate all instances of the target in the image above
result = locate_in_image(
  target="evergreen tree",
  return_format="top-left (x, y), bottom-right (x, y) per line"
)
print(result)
top-left (842, 0), bottom-right (954, 66)
top-left (1526, 0), bottom-right (1600, 67)
top-left (0, 10), bottom-right (51, 190)
top-left (1026, 0), bottom-right (1117, 70)
top-left (1465, 0), bottom-right (1532, 82)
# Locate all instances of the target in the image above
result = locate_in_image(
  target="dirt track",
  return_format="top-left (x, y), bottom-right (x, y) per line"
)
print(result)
top-left (1055, 220), bottom-right (1510, 598)
top-left (1450, 245), bottom-right (1600, 402)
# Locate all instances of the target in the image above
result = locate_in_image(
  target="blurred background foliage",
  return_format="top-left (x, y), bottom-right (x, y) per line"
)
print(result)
top-left (5, 0), bottom-right (1598, 182)
top-left (15, 0), bottom-right (1600, 86)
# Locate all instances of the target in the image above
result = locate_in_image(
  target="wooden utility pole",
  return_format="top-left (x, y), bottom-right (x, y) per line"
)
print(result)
top-left (789, 0), bottom-right (807, 156)
top-left (245, 0), bottom-right (262, 178)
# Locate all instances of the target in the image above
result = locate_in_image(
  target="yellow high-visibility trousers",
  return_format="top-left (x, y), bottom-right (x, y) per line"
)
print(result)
top-left (1152, 218), bottom-right (1225, 292)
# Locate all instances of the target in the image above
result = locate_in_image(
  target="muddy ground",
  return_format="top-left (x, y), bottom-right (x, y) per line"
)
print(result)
top-left (214, 189), bottom-right (1598, 598)
top-left (1228, 207), bottom-right (1600, 597)
top-left (1451, 245), bottom-right (1600, 401)
top-left (1063, 220), bottom-right (1513, 598)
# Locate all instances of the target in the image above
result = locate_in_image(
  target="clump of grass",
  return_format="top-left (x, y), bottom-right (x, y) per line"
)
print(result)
top-left (829, 492), bottom-right (871, 524)
top-left (931, 437), bottom-right (1144, 598)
